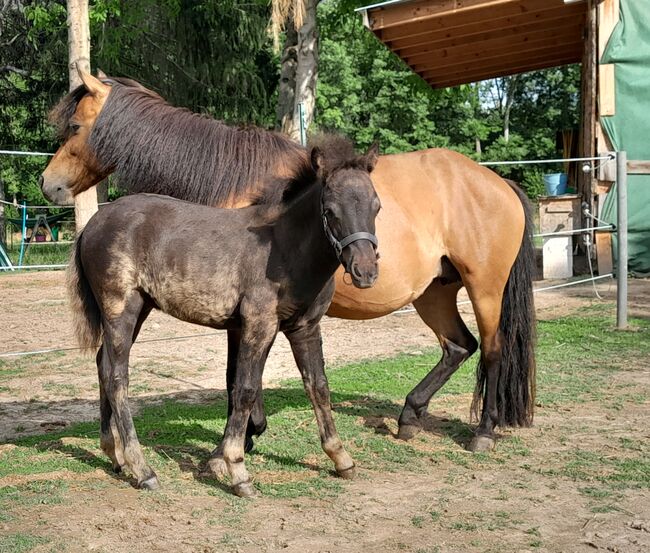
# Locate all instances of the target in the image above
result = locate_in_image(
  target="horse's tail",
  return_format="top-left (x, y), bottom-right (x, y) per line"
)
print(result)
top-left (67, 232), bottom-right (102, 353)
top-left (472, 182), bottom-right (537, 427)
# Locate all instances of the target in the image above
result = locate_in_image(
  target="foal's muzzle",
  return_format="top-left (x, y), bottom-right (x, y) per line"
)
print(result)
top-left (344, 240), bottom-right (379, 289)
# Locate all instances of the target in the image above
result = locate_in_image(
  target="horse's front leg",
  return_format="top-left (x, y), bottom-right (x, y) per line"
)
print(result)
top-left (219, 320), bottom-right (277, 497)
top-left (285, 324), bottom-right (356, 479)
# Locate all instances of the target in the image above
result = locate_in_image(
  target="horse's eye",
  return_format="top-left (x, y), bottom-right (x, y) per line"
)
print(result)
top-left (70, 123), bottom-right (81, 133)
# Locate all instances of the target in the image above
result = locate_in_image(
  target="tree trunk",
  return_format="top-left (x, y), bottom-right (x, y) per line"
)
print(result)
top-left (67, 0), bottom-right (98, 232)
top-left (502, 75), bottom-right (520, 143)
top-left (276, 0), bottom-right (318, 143)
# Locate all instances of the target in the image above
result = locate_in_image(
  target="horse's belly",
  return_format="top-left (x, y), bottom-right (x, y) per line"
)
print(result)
top-left (328, 214), bottom-right (442, 320)
top-left (148, 281), bottom-right (240, 328)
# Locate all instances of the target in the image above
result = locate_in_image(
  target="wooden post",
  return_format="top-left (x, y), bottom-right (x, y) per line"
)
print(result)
top-left (67, 0), bottom-right (98, 232)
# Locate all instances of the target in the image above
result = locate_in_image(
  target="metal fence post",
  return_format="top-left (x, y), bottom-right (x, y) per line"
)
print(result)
top-left (616, 150), bottom-right (628, 329)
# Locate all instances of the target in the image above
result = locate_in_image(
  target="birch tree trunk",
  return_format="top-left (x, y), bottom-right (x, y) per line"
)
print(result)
top-left (276, 0), bottom-right (318, 143)
top-left (67, 0), bottom-right (98, 232)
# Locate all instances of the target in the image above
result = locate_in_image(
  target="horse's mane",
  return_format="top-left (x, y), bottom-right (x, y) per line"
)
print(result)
top-left (50, 79), bottom-right (306, 207)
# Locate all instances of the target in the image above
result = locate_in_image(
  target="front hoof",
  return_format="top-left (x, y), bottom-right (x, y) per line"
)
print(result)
top-left (337, 465), bottom-right (356, 480)
top-left (201, 456), bottom-right (228, 479)
top-left (111, 462), bottom-right (123, 474)
top-left (139, 475), bottom-right (160, 490)
top-left (233, 480), bottom-right (258, 498)
top-left (397, 423), bottom-right (421, 441)
top-left (467, 435), bottom-right (495, 453)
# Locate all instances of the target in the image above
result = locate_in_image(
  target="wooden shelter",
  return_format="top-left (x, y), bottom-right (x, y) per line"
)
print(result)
top-left (357, 0), bottom-right (623, 271)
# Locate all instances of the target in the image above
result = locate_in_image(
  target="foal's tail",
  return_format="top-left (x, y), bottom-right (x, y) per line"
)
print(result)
top-left (67, 233), bottom-right (102, 353)
top-left (473, 182), bottom-right (537, 427)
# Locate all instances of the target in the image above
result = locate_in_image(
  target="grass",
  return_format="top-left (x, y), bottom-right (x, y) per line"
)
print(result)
top-left (0, 305), bottom-right (648, 548)
top-left (2, 242), bottom-right (71, 267)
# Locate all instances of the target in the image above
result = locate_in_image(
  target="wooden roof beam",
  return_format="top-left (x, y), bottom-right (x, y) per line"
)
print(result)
top-left (375, 0), bottom-right (586, 42)
top-left (402, 23), bottom-right (584, 67)
top-left (392, 7), bottom-right (586, 55)
top-left (425, 58), bottom-right (581, 88)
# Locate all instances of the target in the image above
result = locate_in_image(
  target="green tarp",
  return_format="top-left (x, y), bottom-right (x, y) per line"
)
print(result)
top-left (600, 0), bottom-right (650, 276)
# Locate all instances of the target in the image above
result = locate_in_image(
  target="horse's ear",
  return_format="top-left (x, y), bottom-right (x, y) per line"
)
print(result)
top-left (310, 147), bottom-right (324, 177)
top-left (364, 142), bottom-right (380, 173)
top-left (96, 68), bottom-right (108, 79)
top-left (76, 64), bottom-right (109, 97)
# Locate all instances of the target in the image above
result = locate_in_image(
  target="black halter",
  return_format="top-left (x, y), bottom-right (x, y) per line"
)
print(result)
top-left (321, 193), bottom-right (378, 264)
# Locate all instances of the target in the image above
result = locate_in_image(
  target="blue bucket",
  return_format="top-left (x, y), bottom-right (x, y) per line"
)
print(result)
top-left (543, 173), bottom-right (568, 196)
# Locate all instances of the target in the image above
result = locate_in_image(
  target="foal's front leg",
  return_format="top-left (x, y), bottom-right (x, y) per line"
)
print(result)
top-left (220, 321), bottom-right (277, 497)
top-left (285, 324), bottom-right (356, 479)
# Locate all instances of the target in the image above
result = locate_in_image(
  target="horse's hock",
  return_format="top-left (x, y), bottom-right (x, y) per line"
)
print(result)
top-left (538, 195), bottom-right (581, 279)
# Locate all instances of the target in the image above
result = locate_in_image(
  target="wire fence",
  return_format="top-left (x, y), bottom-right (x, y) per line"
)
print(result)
top-left (1, 151), bottom-right (627, 331)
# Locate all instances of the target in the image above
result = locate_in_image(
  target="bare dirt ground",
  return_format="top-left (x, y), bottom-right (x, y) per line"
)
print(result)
top-left (1, 271), bottom-right (649, 553)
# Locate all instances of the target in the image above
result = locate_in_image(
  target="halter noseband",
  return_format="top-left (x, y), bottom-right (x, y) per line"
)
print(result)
top-left (321, 193), bottom-right (378, 264)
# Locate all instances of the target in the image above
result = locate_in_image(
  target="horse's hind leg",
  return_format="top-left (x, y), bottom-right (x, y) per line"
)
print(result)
top-left (397, 280), bottom-right (478, 441)
top-left (98, 302), bottom-right (152, 474)
top-left (464, 284), bottom-right (506, 453)
top-left (285, 324), bottom-right (355, 479)
top-left (98, 293), bottom-right (158, 489)
top-left (204, 328), bottom-right (269, 479)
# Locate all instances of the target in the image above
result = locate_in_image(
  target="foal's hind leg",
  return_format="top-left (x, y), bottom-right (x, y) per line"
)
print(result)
top-left (98, 294), bottom-right (158, 489)
top-left (97, 303), bottom-right (152, 474)
top-left (204, 329), bottom-right (269, 479)
top-left (285, 324), bottom-right (355, 479)
top-left (397, 280), bottom-right (478, 441)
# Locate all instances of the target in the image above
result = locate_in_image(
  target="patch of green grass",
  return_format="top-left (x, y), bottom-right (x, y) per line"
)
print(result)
top-left (0, 533), bottom-right (49, 553)
top-left (2, 306), bottom-right (648, 507)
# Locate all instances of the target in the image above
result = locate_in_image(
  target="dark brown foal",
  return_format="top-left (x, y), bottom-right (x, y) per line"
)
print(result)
top-left (67, 137), bottom-right (380, 497)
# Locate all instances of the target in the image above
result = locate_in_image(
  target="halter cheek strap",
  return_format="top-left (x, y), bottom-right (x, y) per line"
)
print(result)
top-left (322, 212), bottom-right (379, 263)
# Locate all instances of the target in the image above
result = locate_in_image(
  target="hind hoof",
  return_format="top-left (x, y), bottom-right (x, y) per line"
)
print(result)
top-left (337, 465), bottom-right (356, 480)
top-left (233, 480), bottom-right (258, 498)
top-left (467, 436), bottom-right (495, 453)
top-left (397, 424), bottom-right (421, 441)
top-left (244, 436), bottom-right (255, 454)
top-left (139, 475), bottom-right (160, 490)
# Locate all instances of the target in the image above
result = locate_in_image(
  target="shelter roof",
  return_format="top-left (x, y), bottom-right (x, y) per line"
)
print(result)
top-left (357, 0), bottom-right (587, 88)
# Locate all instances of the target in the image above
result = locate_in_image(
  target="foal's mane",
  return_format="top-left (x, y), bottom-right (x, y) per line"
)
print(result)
top-left (254, 134), bottom-right (372, 208)
top-left (50, 78), bottom-right (306, 206)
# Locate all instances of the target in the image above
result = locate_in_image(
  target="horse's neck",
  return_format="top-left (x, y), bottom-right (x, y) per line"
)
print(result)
top-left (275, 186), bottom-right (340, 277)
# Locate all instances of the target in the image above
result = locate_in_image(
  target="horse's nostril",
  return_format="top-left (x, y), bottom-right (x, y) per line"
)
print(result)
top-left (38, 175), bottom-right (44, 189)
top-left (351, 263), bottom-right (363, 280)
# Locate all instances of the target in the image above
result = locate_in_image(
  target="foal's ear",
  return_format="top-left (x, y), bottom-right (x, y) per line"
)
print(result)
top-left (310, 146), bottom-right (324, 176)
top-left (76, 64), bottom-right (109, 97)
top-left (364, 142), bottom-right (380, 172)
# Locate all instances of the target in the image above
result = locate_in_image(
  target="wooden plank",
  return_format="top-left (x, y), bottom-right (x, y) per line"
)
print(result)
top-left (392, 7), bottom-right (586, 56)
top-left (425, 57), bottom-right (580, 89)
top-left (375, 0), bottom-right (585, 41)
top-left (598, 0), bottom-right (620, 57)
top-left (369, 0), bottom-right (514, 31)
top-left (595, 231), bottom-right (613, 275)
top-left (599, 63), bottom-right (616, 116)
top-left (414, 39), bottom-right (583, 76)
top-left (627, 161), bottom-right (650, 175)
top-left (403, 23), bottom-right (584, 67)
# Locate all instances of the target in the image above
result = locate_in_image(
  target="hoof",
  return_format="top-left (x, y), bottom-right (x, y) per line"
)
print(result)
top-left (111, 462), bottom-right (123, 474)
top-left (337, 465), bottom-right (356, 480)
top-left (244, 436), bottom-right (255, 454)
top-left (397, 424), bottom-right (421, 441)
top-left (467, 435), bottom-right (496, 453)
top-left (233, 480), bottom-right (258, 498)
top-left (139, 475), bottom-right (160, 491)
top-left (201, 456), bottom-right (228, 480)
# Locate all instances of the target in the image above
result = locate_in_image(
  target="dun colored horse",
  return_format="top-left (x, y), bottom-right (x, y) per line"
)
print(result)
top-left (68, 137), bottom-right (380, 496)
top-left (43, 69), bottom-right (536, 457)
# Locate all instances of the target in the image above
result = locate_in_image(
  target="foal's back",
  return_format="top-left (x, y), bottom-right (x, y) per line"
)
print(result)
top-left (80, 194), bottom-right (272, 328)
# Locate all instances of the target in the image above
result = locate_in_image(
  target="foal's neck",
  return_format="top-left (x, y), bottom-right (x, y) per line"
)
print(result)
top-left (275, 183), bottom-right (340, 276)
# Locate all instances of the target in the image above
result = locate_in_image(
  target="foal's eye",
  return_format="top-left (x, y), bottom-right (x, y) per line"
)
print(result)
top-left (70, 123), bottom-right (81, 133)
